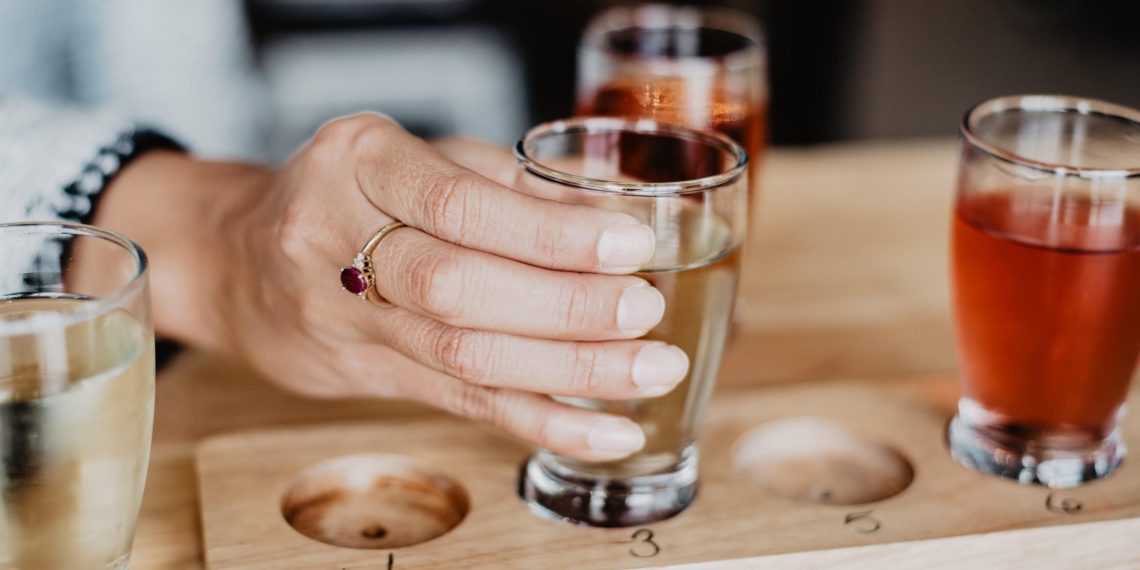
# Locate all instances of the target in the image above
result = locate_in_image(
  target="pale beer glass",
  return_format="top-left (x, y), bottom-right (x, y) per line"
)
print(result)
top-left (0, 222), bottom-right (155, 569)
top-left (515, 118), bottom-right (746, 526)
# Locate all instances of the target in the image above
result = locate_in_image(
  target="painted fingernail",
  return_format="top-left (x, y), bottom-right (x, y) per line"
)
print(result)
top-left (597, 223), bottom-right (655, 269)
top-left (587, 417), bottom-right (646, 453)
top-left (616, 283), bottom-right (665, 333)
top-left (632, 343), bottom-right (690, 391)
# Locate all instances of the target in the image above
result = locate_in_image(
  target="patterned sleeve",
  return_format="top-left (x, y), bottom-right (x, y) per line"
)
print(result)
top-left (0, 95), bottom-right (183, 269)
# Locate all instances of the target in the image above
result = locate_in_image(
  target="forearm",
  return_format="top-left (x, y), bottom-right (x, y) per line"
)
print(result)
top-left (95, 151), bottom-right (272, 352)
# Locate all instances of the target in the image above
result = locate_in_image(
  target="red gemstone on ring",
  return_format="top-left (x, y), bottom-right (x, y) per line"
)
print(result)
top-left (340, 267), bottom-right (368, 295)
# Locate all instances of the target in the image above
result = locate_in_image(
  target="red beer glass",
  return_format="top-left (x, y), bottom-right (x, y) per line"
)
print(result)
top-left (577, 4), bottom-right (767, 217)
top-left (949, 95), bottom-right (1140, 486)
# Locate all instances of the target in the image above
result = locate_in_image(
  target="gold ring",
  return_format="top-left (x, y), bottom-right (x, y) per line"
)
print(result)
top-left (339, 221), bottom-right (406, 305)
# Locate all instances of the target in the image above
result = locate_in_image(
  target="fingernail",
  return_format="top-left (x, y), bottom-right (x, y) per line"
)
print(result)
top-left (616, 283), bottom-right (665, 333)
top-left (597, 223), bottom-right (655, 269)
top-left (632, 343), bottom-right (689, 390)
top-left (587, 417), bottom-right (646, 453)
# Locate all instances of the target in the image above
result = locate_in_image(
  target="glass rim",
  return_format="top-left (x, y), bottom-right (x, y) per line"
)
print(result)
top-left (580, 3), bottom-right (766, 75)
top-left (515, 117), bottom-right (749, 197)
top-left (961, 94), bottom-right (1140, 180)
top-left (0, 221), bottom-right (149, 335)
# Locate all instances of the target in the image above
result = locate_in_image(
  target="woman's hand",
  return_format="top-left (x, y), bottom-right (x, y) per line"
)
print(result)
top-left (98, 114), bottom-right (690, 461)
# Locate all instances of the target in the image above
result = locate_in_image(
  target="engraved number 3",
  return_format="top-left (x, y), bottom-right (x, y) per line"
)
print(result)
top-left (629, 528), bottom-right (661, 558)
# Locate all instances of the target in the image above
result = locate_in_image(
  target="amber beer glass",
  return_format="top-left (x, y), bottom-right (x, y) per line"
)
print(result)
top-left (577, 4), bottom-right (767, 217)
top-left (516, 118), bottom-right (746, 526)
top-left (950, 96), bottom-right (1140, 487)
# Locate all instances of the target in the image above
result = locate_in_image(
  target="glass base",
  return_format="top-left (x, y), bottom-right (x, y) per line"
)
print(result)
top-left (110, 552), bottom-right (130, 570)
top-left (518, 445), bottom-right (698, 527)
top-left (948, 414), bottom-right (1125, 488)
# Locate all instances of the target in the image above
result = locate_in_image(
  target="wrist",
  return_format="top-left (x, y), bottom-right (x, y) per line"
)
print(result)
top-left (96, 151), bottom-right (272, 353)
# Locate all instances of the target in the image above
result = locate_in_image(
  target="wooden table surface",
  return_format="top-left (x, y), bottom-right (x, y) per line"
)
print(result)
top-left (130, 138), bottom-right (962, 569)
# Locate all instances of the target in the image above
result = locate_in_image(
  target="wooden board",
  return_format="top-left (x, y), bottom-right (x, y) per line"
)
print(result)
top-left (129, 140), bottom-right (1109, 568)
top-left (196, 375), bottom-right (1140, 569)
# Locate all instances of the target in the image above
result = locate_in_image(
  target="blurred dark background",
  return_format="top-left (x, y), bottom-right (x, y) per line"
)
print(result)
top-left (16, 0), bottom-right (1134, 160)
top-left (246, 0), bottom-right (1140, 156)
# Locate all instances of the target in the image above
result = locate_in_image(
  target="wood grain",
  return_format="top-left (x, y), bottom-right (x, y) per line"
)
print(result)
top-left (194, 376), bottom-right (1140, 569)
top-left (727, 138), bottom-right (956, 385)
top-left (663, 517), bottom-right (1140, 569)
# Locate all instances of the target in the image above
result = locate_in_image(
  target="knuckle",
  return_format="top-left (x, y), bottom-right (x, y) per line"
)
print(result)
top-left (502, 392), bottom-right (556, 450)
top-left (352, 114), bottom-right (399, 148)
top-left (482, 390), bottom-right (515, 432)
top-left (421, 173), bottom-right (481, 243)
top-left (530, 217), bottom-right (567, 269)
top-left (275, 201), bottom-right (321, 264)
top-left (509, 396), bottom-right (555, 449)
top-left (316, 113), bottom-right (393, 144)
top-left (447, 383), bottom-right (496, 423)
top-left (433, 326), bottom-right (489, 383)
top-left (555, 280), bottom-right (595, 335)
top-left (567, 343), bottom-right (605, 395)
top-left (311, 114), bottom-right (396, 165)
top-left (313, 115), bottom-right (364, 147)
top-left (532, 416), bottom-right (558, 449)
top-left (407, 248), bottom-right (466, 320)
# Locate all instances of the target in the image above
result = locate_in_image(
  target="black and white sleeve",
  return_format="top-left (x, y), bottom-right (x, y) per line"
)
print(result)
top-left (0, 96), bottom-right (183, 269)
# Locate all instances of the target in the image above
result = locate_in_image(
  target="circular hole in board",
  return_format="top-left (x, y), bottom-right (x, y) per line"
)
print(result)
top-left (281, 453), bottom-right (470, 549)
top-left (731, 417), bottom-right (915, 505)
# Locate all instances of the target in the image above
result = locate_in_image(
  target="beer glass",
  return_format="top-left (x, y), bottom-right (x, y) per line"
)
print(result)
top-left (0, 222), bottom-right (155, 568)
top-left (516, 118), bottom-right (747, 526)
top-left (949, 95), bottom-right (1140, 487)
top-left (577, 3), bottom-right (767, 216)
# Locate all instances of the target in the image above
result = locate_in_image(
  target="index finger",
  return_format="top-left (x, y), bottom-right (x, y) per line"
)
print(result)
top-left (342, 115), bottom-right (656, 274)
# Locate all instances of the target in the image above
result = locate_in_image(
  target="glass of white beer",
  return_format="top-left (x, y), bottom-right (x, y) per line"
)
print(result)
top-left (0, 222), bottom-right (154, 569)
top-left (516, 118), bottom-right (747, 526)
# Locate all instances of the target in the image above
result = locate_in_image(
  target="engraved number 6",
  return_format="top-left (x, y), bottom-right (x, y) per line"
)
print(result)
top-left (844, 510), bottom-right (881, 534)
top-left (1046, 492), bottom-right (1083, 514)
